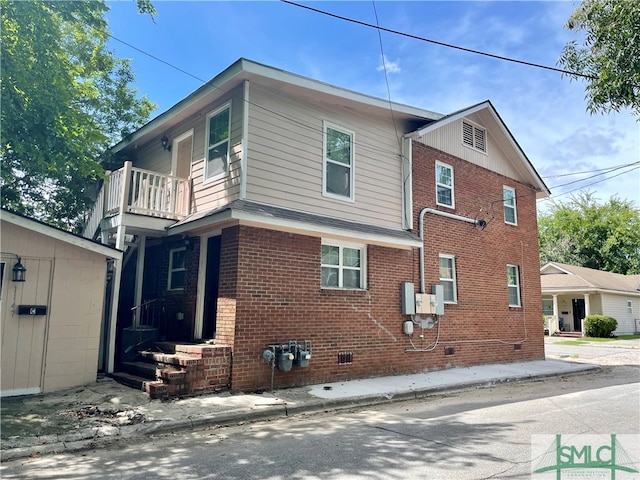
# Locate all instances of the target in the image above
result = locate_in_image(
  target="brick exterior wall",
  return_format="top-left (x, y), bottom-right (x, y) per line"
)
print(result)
top-left (128, 140), bottom-right (544, 395)
top-left (410, 141), bottom-right (544, 367)
top-left (218, 141), bottom-right (544, 392)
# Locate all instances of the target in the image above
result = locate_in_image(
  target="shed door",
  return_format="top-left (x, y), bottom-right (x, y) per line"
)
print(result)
top-left (1, 258), bottom-right (52, 396)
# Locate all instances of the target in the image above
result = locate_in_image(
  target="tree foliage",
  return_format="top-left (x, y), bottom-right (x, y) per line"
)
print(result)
top-left (1, 1), bottom-right (155, 231)
top-left (558, 0), bottom-right (640, 118)
top-left (538, 192), bottom-right (640, 274)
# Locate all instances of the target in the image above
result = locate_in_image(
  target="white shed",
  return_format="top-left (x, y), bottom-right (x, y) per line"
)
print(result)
top-left (1, 209), bottom-right (121, 397)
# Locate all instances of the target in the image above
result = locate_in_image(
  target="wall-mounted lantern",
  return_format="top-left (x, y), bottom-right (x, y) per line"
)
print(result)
top-left (161, 135), bottom-right (171, 151)
top-left (12, 257), bottom-right (26, 282)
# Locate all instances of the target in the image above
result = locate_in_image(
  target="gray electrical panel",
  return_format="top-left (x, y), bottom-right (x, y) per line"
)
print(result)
top-left (432, 284), bottom-right (444, 315)
top-left (401, 282), bottom-right (415, 315)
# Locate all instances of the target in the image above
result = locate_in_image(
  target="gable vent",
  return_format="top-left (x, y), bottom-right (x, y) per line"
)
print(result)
top-left (462, 121), bottom-right (486, 153)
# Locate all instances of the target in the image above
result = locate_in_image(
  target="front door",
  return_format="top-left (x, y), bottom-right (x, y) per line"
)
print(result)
top-left (572, 298), bottom-right (586, 331)
top-left (202, 236), bottom-right (221, 339)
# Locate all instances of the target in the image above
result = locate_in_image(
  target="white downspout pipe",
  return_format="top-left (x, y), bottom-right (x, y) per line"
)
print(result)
top-left (418, 208), bottom-right (482, 293)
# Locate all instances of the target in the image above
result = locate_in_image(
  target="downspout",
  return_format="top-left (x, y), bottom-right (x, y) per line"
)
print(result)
top-left (418, 208), bottom-right (484, 293)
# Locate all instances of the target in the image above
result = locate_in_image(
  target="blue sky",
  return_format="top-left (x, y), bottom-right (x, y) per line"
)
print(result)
top-left (106, 1), bottom-right (640, 211)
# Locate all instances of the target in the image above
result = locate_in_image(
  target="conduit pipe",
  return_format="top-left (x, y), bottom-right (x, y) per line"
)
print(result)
top-left (418, 208), bottom-right (482, 293)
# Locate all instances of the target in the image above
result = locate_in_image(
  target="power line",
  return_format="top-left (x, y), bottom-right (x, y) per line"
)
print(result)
top-left (280, 0), bottom-right (598, 82)
top-left (540, 165), bottom-right (640, 202)
top-left (542, 161), bottom-right (640, 178)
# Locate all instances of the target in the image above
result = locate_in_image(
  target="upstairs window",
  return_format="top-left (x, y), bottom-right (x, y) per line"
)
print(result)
top-left (168, 247), bottom-right (187, 290)
top-left (503, 186), bottom-right (518, 225)
top-left (462, 121), bottom-right (486, 153)
top-left (439, 255), bottom-right (457, 303)
top-left (436, 161), bottom-right (454, 208)
top-left (507, 264), bottom-right (521, 307)
top-left (205, 103), bottom-right (231, 181)
top-left (323, 122), bottom-right (354, 201)
top-left (321, 242), bottom-right (365, 289)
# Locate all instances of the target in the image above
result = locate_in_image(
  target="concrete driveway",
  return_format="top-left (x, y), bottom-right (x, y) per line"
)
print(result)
top-left (544, 336), bottom-right (640, 366)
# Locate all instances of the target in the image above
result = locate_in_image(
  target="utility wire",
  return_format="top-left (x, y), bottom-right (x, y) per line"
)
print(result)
top-left (281, 0), bottom-right (599, 82)
top-left (542, 161), bottom-right (640, 178)
top-left (539, 165), bottom-right (640, 202)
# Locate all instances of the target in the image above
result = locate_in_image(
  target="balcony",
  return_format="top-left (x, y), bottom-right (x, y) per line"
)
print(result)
top-left (83, 161), bottom-right (191, 241)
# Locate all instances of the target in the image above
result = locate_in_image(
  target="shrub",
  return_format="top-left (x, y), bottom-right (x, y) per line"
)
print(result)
top-left (583, 315), bottom-right (618, 338)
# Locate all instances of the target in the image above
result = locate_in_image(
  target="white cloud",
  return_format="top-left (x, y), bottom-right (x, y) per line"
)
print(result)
top-left (377, 55), bottom-right (401, 74)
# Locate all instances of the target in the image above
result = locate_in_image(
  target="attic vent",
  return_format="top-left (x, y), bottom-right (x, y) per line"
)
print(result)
top-left (462, 121), bottom-right (486, 153)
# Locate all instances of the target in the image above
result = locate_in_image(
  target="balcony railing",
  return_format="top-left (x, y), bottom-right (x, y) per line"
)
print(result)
top-left (83, 161), bottom-right (190, 239)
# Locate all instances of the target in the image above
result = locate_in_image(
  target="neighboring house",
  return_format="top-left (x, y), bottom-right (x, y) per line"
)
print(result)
top-left (541, 262), bottom-right (640, 336)
top-left (1, 209), bottom-right (122, 397)
top-left (83, 58), bottom-right (550, 396)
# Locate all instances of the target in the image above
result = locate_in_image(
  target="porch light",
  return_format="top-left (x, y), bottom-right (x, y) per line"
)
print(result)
top-left (161, 135), bottom-right (171, 151)
top-left (12, 257), bottom-right (26, 282)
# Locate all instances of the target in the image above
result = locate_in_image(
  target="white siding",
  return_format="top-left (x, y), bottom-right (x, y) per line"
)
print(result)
top-left (418, 113), bottom-right (522, 181)
top-left (602, 293), bottom-right (640, 335)
top-left (245, 82), bottom-right (405, 230)
top-left (130, 85), bottom-right (245, 214)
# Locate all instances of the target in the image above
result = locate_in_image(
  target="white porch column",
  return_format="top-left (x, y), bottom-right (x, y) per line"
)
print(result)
top-left (133, 235), bottom-right (146, 328)
top-left (582, 293), bottom-right (591, 337)
top-left (107, 258), bottom-right (122, 373)
top-left (550, 294), bottom-right (560, 334)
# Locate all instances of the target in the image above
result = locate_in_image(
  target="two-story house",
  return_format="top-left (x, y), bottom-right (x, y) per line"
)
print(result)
top-left (84, 58), bottom-right (549, 396)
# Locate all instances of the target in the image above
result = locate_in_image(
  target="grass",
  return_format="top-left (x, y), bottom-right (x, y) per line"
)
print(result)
top-left (552, 334), bottom-right (640, 346)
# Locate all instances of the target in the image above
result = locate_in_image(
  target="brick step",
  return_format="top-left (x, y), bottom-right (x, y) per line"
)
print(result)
top-left (139, 350), bottom-right (204, 368)
top-left (121, 360), bottom-right (157, 380)
top-left (112, 371), bottom-right (148, 391)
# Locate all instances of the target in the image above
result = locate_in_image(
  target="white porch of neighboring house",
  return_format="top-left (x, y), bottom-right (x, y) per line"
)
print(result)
top-left (542, 292), bottom-right (594, 336)
top-left (83, 160), bottom-right (192, 373)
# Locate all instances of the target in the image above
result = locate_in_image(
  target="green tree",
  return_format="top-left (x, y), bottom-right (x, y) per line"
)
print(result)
top-left (1, 1), bottom-right (156, 231)
top-left (558, 0), bottom-right (640, 118)
top-left (538, 191), bottom-right (640, 274)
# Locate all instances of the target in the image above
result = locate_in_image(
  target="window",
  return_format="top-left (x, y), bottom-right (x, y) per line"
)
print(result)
top-left (439, 255), bottom-right (457, 303)
top-left (168, 247), bottom-right (187, 290)
top-left (628, 301), bottom-right (633, 314)
top-left (507, 264), bottom-right (521, 307)
top-left (321, 242), bottom-right (365, 289)
top-left (542, 299), bottom-right (554, 316)
top-left (435, 161), bottom-right (454, 208)
top-left (503, 186), bottom-right (517, 225)
top-left (462, 121), bottom-right (486, 153)
top-left (323, 123), bottom-right (354, 201)
top-left (205, 103), bottom-right (230, 181)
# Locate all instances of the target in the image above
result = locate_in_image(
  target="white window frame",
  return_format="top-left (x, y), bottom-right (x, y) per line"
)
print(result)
top-left (204, 102), bottom-right (231, 183)
top-left (462, 120), bottom-right (487, 153)
top-left (627, 301), bottom-right (633, 314)
top-left (321, 240), bottom-right (366, 289)
top-left (507, 264), bottom-right (521, 307)
top-left (323, 121), bottom-right (355, 202)
top-left (438, 254), bottom-right (457, 304)
top-left (435, 161), bottom-right (455, 208)
top-left (503, 186), bottom-right (518, 226)
top-left (168, 247), bottom-right (187, 291)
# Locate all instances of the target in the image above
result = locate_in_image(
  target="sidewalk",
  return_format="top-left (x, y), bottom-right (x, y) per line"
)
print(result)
top-left (1, 358), bottom-right (598, 461)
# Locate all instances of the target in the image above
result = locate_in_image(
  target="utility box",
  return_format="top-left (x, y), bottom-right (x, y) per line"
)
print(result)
top-left (415, 293), bottom-right (436, 314)
top-left (401, 282), bottom-right (416, 315)
top-left (432, 284), bottom-right (445, 315)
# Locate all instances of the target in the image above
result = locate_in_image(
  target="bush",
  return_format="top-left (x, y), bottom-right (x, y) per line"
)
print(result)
top-left (583, 315), bottom-right (618, 338)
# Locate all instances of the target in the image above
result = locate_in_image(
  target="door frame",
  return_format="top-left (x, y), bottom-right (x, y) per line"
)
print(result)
top-left (194, 231), bottom-right (222, 339)
top-left (171, 129), bottom-right (194, 178)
